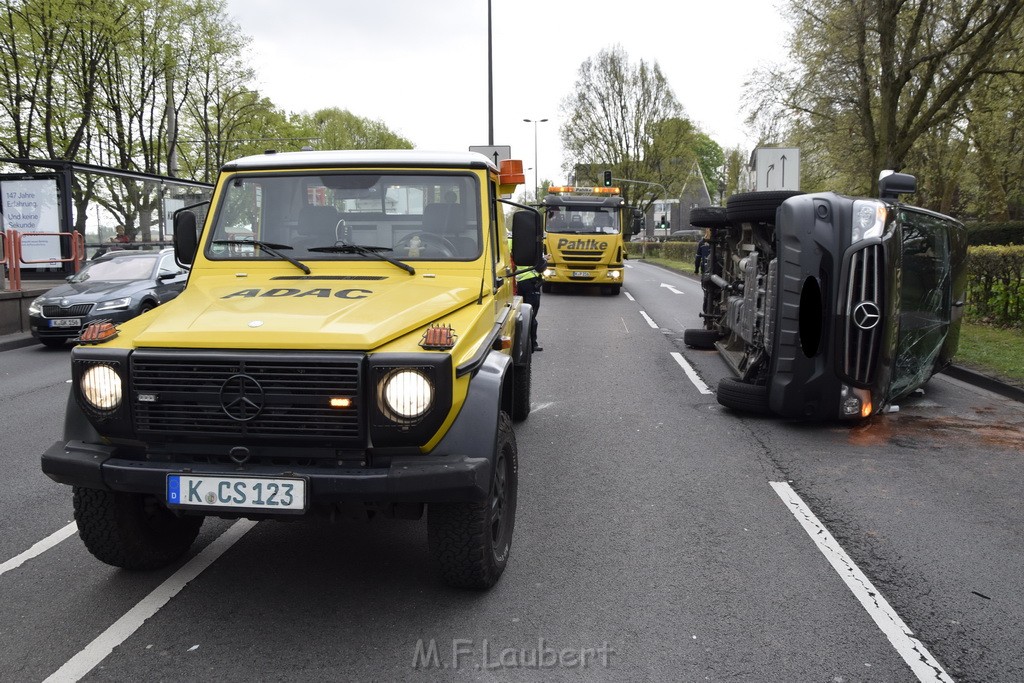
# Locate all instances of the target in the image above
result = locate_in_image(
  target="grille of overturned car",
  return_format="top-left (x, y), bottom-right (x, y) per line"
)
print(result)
top-left (842, 244), bottom-right (884, 384)
top-left (130, 350), bottom-right (364, 443)
top-left (43, 304), bottom-right (93, 317)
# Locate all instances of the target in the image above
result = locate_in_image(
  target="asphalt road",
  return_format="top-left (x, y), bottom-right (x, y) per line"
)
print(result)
top-left (1, 259), bottom-right (1022, 682)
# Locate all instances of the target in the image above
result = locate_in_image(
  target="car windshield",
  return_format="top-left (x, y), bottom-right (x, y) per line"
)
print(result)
top-left (207, 172), bottom-right (482, 261)
top-left (70, 256), bottom-right (157, 283)
top-left (545, 207), bottom-right (619, 234)
top-left (887, 209), bottom-right (955, 399)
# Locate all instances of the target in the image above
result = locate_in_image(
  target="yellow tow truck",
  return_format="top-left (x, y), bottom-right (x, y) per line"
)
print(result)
top-left (540, 185), bottom-right (639, 295)
top-left (42, 150), bottom-right (543, 589)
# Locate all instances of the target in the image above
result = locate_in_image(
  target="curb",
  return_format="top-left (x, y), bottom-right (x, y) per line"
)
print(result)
top-left (0, 333), bottom-right (38, 352)
top-left (940, 365), bottom-right (1024, 403)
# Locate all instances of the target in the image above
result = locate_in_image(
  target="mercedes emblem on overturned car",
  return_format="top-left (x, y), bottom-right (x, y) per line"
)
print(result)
top-left (852, 301), bottom-right (881, 330)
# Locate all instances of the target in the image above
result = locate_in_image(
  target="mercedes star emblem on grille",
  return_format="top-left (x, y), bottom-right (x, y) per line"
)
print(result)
top-left (219, 374), bottom-right (265, 421)
top-left (852, 301), bottom-right (881, 330)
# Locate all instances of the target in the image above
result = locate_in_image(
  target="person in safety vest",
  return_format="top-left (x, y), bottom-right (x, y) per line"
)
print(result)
top-left (509, 236), bottom-right (545, 352)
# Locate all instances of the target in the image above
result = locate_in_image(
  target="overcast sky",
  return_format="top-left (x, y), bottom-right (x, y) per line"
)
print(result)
top-left (222, 0), bottom-right (791, 185)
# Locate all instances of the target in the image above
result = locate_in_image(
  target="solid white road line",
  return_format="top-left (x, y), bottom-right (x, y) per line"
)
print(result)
top-left (639, 311), bottom-right (659, 329)
top-left (0, 522), bottom-right (77, 578)
top-left (670, 352), bottom-right (713, 394)
top-left (44, 519), bottom-right (257, 683)
top-left (770, 482), bottom-right (952, 683)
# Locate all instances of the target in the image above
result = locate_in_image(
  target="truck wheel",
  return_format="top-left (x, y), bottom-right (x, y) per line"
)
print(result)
top-left (541, 282), bottom-right (552, 294)
top-left (428, 412), bottom-right (518, 589)
top-left (512, 353), bottom-right (532, 422)
top-left (683, 328), bottom-right (720, 349)
top-left (610, 285), bottom-right (621, 296)
top-left (73, 487), bottom-right (203, 570)
top-left (726, 191), bottom-right (803, 224)
top-left (716, 377), bottom-right (771, 415)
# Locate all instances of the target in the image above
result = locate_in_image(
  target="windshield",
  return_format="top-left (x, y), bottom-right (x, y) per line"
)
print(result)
top-left (207, 172), bottom-right (482, 261)
top-left (887, 209), bottom-right (954, 399)
top-left (71, 256), bottom-right (157, 283)
top-left (545, 207), bottom-right (619, 234)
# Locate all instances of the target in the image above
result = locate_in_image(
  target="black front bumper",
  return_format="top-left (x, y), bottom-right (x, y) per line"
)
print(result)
top-left (42, 440), bottom-right (491, 506)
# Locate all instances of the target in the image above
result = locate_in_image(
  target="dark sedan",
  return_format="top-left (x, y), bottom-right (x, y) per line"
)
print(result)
top-left (28, 248), bottom-right (188, 348)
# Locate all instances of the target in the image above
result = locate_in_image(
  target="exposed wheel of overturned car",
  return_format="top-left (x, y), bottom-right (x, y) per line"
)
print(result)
top-left (716, 377), bottom-right (771, 415)
top-left (726, 191), bottom-right (803, 224)
top-left (683, 328), bottom-right (720, 349)
top-left (688, 206), bottom-right (729, 229)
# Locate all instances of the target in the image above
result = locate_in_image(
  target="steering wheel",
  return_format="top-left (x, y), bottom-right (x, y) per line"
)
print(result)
top-left (394, 231), bottom-right (457, 258)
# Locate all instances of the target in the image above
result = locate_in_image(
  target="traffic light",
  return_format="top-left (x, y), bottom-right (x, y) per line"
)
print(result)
top-left (603, 170), bottom-right (612, 187)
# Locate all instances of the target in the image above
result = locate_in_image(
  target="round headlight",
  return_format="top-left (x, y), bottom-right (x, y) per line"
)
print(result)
top-left (382, 369), bottom-right (433, 420)
top-left (81, 365), bottom-right (123, 411)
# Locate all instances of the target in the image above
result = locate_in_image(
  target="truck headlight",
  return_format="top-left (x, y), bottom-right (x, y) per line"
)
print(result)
top-left (380, 368), bottom-right (433, 421)
top-left (607, 270), bottom-right (621, 279)
top-left (852, 200), bottom-right (886, 243)
top-left (81, 364), bottom-right (123, 411)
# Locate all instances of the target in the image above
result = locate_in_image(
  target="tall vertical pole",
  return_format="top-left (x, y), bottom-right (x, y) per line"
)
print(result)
top-left (487, 0), bottom-right (494, 145)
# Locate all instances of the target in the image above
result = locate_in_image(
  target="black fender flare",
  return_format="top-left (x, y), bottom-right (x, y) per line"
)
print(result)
top-left (431, 350), bottom-right (511, 461)
top-left (512, 303), bottom-right (533, 367)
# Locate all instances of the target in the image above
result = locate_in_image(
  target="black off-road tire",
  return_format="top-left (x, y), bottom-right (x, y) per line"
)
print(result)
top-left (726, 191), bottom-right (803, 225)
top-left (716, 377), bottom-right (771, 415)
top-left (512, 353), bottom-right (532, 422)
top-left (683, 328), bottom-right (720, 349)
top-left (689, 206), bottom-right (729, 229)
top-left (73, 487), bottom-right (204, 570)
top-left (428, 412), bottom-right (518, 589)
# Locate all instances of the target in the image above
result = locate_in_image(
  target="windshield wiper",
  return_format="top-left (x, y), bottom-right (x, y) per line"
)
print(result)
top-left (308, 242), bottom-right (415, 275)
top-left (212, 239), bottom-right (310, 274)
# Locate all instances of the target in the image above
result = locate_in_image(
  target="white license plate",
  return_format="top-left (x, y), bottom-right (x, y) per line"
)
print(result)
top-left (571, 271), bottom-right (592, 278)
top-left (49, 318), bottom-right (81, 328)
top-left (167, 474), bottom-right (306, 512)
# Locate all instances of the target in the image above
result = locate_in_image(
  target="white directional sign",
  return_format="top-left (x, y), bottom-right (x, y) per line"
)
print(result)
top-left (469, 145), bottom-right (512, 166)
top-left (753, 147), bottom-right (800, 191)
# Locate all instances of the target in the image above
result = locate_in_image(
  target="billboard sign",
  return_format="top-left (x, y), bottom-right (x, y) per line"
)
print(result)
top-left (1, 177), bottom-right (62, 267)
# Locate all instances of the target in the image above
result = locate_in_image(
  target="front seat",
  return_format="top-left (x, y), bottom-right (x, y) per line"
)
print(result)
top-left (295, 205), bottom-right (341, 250)
top-left (422, 203), bottom-right (476, 257)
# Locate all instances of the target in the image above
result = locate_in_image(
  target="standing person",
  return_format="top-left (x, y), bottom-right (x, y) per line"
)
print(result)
top-left (695, 237), bottom-right (711, 275)
top-left (509, 235), bottom-right (546, 352)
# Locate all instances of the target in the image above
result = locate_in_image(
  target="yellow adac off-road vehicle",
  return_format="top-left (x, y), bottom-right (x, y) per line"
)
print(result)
top-left (42, 150), bottom-right (544, 589)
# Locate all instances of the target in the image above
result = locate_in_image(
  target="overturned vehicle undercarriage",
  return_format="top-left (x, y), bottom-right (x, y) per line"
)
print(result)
top-left (684, 173), bottom-right (968, 421)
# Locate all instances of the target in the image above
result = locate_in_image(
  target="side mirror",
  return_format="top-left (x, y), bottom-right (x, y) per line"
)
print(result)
top-left (631, 210), bottom-right (644, 236)
top-left (173, 211), bottom-right (198, 266)
top-left (511, 209), bottom-right (542, 270)
top-left (878, 171), bottom-right (916, 200)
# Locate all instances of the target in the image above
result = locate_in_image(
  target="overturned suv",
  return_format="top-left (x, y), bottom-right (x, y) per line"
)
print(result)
top-left (684, 172), bottom-right (967, 420)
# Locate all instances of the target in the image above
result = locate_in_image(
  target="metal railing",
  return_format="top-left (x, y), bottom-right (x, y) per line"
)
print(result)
top-left (2, 231), bottom-right (86, 291)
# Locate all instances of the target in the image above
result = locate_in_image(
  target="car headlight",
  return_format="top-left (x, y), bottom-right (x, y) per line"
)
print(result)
top-left (380, 368), bottom-right (433, 421)
top-left (29, 297), bottom-right (43, 316)
top-left (852, 200), bottom-right (886, 243)
top-left (94, 296), bottom-right (133, 312)
top-left (80, 364), bottom-right (123, 411)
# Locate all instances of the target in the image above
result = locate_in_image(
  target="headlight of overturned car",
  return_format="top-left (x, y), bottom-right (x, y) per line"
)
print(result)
top-left (852, 200), bottom-right (886, 243)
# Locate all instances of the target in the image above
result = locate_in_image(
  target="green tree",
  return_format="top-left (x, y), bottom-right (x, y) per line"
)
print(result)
top-left (748, 0), bottom-right (1024, 200)
top-left (560, 45), bottom-right (693, 212)
top-left (293, 107), bottom-right (413, 150)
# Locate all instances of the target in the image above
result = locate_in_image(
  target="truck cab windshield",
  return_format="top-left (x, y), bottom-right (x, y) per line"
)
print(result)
top-left (545, 208), bottom-right (619, 235)
top-left (207, 172), bottom-right (483, 262)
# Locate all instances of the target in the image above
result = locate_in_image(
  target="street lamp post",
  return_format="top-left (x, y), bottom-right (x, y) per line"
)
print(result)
top-left (523, 117), bottom-right (548, 200)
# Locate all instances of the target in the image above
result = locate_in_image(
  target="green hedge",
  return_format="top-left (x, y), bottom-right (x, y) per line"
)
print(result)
top-left (625, 242), bottom-right (698, 264)
top-left (965, 221), bottom-right (1024, 246)
top-left (965, 245), bottom-right (1024, 327)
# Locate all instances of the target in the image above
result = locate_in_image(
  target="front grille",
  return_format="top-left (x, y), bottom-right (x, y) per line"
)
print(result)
top-left (560, 249), bottom-right (604, 264)
top-left (43, 303), bottom-right (93, 317)
top-left (130, 350), bottom-right (364, 444)
top-left (842, 244), bottom-right (884, 384)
